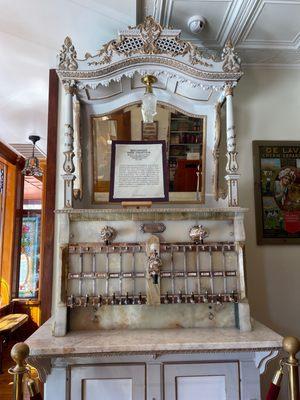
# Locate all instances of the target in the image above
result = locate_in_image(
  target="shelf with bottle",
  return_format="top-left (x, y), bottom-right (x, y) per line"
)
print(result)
top-left (170, 115), bottom-right (203, 132)
top-left (170, 130), bottom-right (202, 144)
top-left (169, 143), bottom-right (202, 146)
top-left (170, 130), bottom-right (204, 133)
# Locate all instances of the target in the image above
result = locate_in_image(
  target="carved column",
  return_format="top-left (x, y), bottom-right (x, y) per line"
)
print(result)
top-left (73, 96), bottom-right (82, 200)
top-left (225, 84), bottom-right (239, 206)
top-left (62, 81), bottom-right (76, 208)
top-left (213, 102), bottom-right (226, 201)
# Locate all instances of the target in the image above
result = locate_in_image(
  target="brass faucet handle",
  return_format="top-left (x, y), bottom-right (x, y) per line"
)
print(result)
top-left (97, 295), bottom-right (102, 308)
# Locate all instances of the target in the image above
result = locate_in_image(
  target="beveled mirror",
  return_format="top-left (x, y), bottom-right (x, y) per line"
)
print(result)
top-left (92, 104), bottom-right (206, 203)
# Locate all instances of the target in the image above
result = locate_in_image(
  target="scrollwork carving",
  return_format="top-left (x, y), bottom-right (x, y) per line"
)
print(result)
top-left (83, 16), bottom-right (215, 68)
top-left (59, 36), bottom-right (78, 71)
top-left (226, 151), bottom-right (239, 174)
top-left (222, 39), bottom-right (241, 73)
top-left (57, 56), bottom-right (241, 89)
top-left (212, 102), bottom-right (227, 201)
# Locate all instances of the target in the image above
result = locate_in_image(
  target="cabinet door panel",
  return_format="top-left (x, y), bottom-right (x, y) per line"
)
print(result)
top-left (83, 378), bottom-right (132, 400)
top-left (71, 365), bottom-right (145, 400)
top-left (164, 362), bottom-right (239, 400)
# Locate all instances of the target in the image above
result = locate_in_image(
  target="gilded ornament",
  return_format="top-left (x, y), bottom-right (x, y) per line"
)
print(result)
top-left (59, 36), bottom-right (78, 71)
top-left (222, 39), bottom-right (241, 73)
top-left (81, 16), bottom-right (214, 67)
top-left (100, 226), bottom-right (117, 245)
top-left (189, 225), bottom-right (209, 244)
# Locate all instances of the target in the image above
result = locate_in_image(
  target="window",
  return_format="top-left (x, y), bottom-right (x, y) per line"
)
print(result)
top-left (18, 176), bottom-right (43, 298)
top-left (19, 213), bottom-right (41, 298)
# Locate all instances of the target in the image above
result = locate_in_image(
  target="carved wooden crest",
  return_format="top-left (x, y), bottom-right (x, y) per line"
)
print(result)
top-left (58, 16), bottom-right (219, 70)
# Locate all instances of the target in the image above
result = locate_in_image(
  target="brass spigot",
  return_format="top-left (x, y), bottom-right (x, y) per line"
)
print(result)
top-left (138, 292), bottom-right (143, 305)
top-left (148, 249), bottom-right (162, 284)
top-left (124, 292), bottom-right (130, 305)
top-left (177, 291), bottom-right (183, 304)
top-left (190, 292), bottom-right (195, 304)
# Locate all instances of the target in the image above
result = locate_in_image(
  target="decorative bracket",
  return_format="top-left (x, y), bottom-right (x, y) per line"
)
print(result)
top-left (254, 350), bottom-right (279, 375)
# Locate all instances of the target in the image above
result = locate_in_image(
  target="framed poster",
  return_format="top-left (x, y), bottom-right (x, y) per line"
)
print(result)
top-left (253, 141), bottom-right (300, 244)
top-left (109, 140), bottom-right (169, 202)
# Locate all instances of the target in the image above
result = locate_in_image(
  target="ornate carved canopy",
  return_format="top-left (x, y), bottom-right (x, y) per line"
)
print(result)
top-left (57, 16), bottom-right (242, 90)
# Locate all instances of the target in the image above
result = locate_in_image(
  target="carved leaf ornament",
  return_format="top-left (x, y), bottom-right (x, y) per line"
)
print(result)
top-left (58, 16), bottom-right (231, 70)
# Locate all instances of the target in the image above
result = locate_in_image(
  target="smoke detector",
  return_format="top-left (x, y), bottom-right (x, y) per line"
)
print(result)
top-left (187, 15), bottom-right (206, 34)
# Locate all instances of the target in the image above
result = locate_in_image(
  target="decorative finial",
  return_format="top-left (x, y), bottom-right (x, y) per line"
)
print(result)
top-left (58, 36), bottom-right (78, 71)
top-left (282, 336), bottom-right (300, 364)
top-left (137, 16), bottom-right (162, 53)
top-left (10, 342), bottom-right (30, 373)
top-left (222, 38), bottom-right (241, 73)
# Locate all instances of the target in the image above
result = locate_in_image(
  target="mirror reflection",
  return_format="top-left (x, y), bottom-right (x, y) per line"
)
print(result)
top-left (92, 104), bottom-right (205, 203)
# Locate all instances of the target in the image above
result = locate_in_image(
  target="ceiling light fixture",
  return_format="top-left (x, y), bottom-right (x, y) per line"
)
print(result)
top-left (21, 135), bottom-right (43, 177)
top-left (141, 75), bottom-right (157, 123)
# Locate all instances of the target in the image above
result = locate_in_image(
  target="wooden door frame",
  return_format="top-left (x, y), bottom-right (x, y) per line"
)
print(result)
top-left (0, 141), bottom-right (25, 301)
top-left (40, 69), bottom-right (59, 323)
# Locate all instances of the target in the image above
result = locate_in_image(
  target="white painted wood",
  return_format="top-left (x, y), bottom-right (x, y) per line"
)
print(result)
top-left (147, 362), bottom-right (162, 400)
top-left (44, 367), bottom-right (67, 400)
top-left (83, 379), bottom-right (132, 400)
top-left (177, 376), bottom-right (226, 400)
top-left (239, 360), bottom-right (261, 400)
top-left (70, 364), bottom-right (146, 400)
top-left (37, 346), bottom-right (280, 400)
top-left (164, 362), bottom-right (240, 400)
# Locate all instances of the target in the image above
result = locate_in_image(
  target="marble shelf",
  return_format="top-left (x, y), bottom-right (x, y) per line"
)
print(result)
top-left (26, 319), bottom-right (282, 358)
top-left (55, 207), bottom-right (249, 222)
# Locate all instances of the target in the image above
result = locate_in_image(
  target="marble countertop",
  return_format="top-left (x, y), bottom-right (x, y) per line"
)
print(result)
top-left (26, 319), bottom-right (282, 358)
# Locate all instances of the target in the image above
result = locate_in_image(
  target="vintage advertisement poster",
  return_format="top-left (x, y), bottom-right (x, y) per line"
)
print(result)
top-left (253, 141), bottom-right (300, 244)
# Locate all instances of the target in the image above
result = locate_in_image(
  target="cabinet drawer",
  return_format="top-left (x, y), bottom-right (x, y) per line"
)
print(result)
top-left (164, 362), bottom-right (240, 400)
top-left (70, 364), bottom-right (146, 400)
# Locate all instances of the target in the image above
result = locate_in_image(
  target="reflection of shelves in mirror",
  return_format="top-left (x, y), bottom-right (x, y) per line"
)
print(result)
top-left (170, 143), bottom-right (202, 146)
top-left (170, 118), bottom-right (198, 121)
top-left (170, 131), bottom-right (203, 133)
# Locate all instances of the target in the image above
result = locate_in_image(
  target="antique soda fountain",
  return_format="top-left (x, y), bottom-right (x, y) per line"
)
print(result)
top-left (53, 16), bottom-right (249, 335)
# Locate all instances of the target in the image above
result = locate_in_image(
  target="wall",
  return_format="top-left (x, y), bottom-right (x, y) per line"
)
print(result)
top-left (234, 67), bottom-right (300, 397)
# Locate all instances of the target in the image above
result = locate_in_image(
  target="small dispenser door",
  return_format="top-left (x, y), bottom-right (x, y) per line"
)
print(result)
top-left (70, 364), bottom-right (145, 400)
top-left (164, 362), bottom-right (240, 400)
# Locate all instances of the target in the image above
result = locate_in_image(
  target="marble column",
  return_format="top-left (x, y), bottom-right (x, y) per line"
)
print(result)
top-left (62, 81), bottom-right (76, 208)
top-left (225, 84), bottom-right (239, 206)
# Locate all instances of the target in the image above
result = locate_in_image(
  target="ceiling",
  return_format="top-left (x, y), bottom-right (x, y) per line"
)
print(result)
top-left (24, 176), bottom-right (43, 202)
top-left (0, 0), bottom-right (299, 153)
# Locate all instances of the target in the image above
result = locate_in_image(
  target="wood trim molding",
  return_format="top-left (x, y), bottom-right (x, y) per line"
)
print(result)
top-left (0, 141), bottom-right (24, 166)
top-left (40, 69), bottom-right (59, 323)
top-left (0, 142), bottom-right (24, 302)
top-left (11, 163), bottom-right (24, 298)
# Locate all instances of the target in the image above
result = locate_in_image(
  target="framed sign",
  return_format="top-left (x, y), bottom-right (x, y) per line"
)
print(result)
top-left (109, 140), bottom-right (169, 202)
top-left (253, 141), bottom-right (300, 244)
